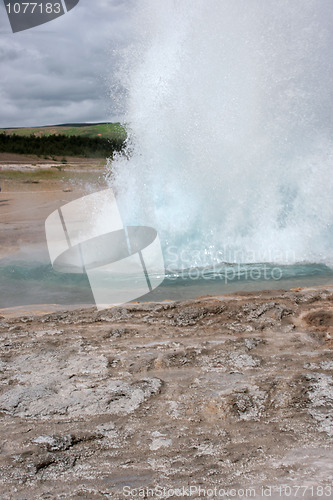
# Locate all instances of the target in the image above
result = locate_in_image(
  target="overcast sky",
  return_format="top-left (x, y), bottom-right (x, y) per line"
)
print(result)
top-left (0, 0), bottom-right (135, 127)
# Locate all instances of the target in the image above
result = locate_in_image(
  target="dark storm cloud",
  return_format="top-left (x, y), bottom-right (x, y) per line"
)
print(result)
top-left (0, 0), bottom-right (135, 127)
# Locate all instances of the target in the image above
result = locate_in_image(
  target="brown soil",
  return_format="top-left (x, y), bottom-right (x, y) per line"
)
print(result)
top-left (0, 164), bottom-right (108, 259)
top-left (0, 287), bottom-right (332, 499)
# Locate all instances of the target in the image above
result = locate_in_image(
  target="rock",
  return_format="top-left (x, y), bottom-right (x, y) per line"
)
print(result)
top-left (0, 287), bottom-right (333, 498)
top-left (0, 362), bottom-right (162, 417)
top-left (149, 437), bottom-right (172, 450)
top-left (304, 309), bottom-right (333, 328)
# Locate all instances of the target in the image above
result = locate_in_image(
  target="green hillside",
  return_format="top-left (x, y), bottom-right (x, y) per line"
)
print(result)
top-left (0, 123), bottom-right (126, 141)
top-left (0, 123), bottom-right (127, 158)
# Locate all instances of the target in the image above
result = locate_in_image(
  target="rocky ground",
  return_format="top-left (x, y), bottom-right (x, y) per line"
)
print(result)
top-left (0, 286), bottom-right (332, 499)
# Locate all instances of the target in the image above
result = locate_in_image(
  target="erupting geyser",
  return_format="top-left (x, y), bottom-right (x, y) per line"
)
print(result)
top-left (110, 0), bottom-right (333, 271)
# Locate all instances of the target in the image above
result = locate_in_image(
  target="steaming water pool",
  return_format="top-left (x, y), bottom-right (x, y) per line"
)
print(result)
top-left (1, 257), bottom-right (332, 310)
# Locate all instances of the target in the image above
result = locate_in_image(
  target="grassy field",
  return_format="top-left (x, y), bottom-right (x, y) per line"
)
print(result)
top-left (0, 123), bottom-right (126, 141)
top-left (0, 169), bottom-right (63, 181)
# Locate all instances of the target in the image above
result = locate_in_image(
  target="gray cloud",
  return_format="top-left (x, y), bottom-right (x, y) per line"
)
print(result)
top-left (0, 0), bottom-right (135, 127)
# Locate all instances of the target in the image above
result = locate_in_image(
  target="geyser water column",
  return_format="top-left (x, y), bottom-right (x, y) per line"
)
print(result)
top-left (110, 0), bottom-right (333, 271)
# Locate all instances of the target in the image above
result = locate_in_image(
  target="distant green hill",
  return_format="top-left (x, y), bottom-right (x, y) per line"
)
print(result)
top-left (0, 123), bottom-right (127, 158)
top-left (0, 123), bottom-right (126, 141)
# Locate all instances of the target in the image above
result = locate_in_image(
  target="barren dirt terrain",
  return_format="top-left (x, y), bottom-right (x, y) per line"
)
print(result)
top-left (0, 287), bottom-right (332, 499)
top-left (0, 157), bottom-right (107, 259)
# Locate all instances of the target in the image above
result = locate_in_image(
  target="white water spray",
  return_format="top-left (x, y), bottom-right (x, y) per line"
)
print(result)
top-left (110, 0), bottom-right (333, 271)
